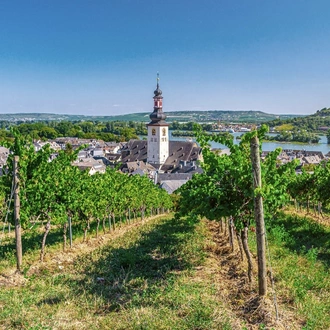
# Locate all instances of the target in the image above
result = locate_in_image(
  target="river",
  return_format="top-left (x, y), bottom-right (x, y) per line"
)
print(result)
top-left (168, 131), bottom-right (330, 154)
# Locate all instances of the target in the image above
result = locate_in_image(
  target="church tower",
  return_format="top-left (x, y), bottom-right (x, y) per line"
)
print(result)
top-left (147, 74), bottom-right (169, 165)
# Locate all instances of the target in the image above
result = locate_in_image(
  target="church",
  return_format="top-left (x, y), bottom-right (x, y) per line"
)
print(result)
top-left (120, 75), bottom-right (202, 179)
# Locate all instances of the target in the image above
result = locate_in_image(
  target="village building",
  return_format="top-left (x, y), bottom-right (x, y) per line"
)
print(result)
top-left (33, 140), bottom-right (61, 152)
top-left (0, 146), bottom-right (10, 176)
top-left (104, 142), bottom-right (124, 155)
top-left (72, 158), bottom-right (106, 175)
top-left (52, 137), bottom-right (106, 150)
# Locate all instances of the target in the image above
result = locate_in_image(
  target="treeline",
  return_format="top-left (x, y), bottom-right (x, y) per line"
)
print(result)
top-left (0, 120), bottom-right (148, 143)
top-left (0, 119), bottom-right (218, 144)
top-left (0, 132), bottom-right (173, 262)
top-left (264, 128), bottom-right (320, 143)
top-left (170, 121), bottom-right (214, 131)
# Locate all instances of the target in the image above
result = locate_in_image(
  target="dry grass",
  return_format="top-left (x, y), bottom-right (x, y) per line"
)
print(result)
top-left (205, 220), bottom-right (305, 330)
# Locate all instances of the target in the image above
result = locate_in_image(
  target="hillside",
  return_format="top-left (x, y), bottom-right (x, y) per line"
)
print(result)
top-left (267, 107), bottom-right (330, 131)
top-left (0, 110), bottom-right (303, 124)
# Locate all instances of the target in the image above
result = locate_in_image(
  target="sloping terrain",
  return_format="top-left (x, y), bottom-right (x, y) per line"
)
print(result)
top-left (1, 213), bottom-right (329, 329)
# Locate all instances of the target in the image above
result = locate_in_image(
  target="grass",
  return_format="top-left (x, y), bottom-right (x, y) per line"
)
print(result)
top-left (0, 215), bottom-right (140, 273)
top-left (0, 215), bottom-right (232, 330)
top-left (2, 210), bottom-right (330, 329)
top-left (255, 211), bottom-right (330, 329)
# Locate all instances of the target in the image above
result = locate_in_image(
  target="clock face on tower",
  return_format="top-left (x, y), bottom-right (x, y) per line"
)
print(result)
top-left (152, 128), bottom-right (156, 135)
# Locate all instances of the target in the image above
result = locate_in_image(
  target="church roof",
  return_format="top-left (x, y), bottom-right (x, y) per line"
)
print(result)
top-left (153, 73), bottom-right (163, 97)
top-left (160, 180), bottom-right (188, 194)
top-left (161, 141), bottom-right (201, 168)
top-left (120, 139), bottom-right (202, 174)
top-left (156, 173), bottom-right (194, 183)
top-left (149, 73), bottom-right (167, 125)
top-left (121, 140), bottom-right (148, 163)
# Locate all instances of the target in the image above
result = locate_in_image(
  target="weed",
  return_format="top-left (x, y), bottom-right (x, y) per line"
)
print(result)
top-left (260, 211), bottom-right (330, 329)
top-left (305, 246), bottom-right (319, 264)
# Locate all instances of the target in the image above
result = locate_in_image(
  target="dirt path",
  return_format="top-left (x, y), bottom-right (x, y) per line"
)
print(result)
top-left (204, 219), bottom-right (304, 330)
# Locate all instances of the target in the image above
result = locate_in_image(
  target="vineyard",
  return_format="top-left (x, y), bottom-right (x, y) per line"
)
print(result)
top-left (0, 131), bottom-right (173, 267)
top-left (1, 126), bottom-right (330, 329)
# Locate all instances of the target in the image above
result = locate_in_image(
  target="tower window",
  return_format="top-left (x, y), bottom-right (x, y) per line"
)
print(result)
top-left (152, 128), bottom-right (156, 135)
top-left (162, 128), bottom-right (166, 136)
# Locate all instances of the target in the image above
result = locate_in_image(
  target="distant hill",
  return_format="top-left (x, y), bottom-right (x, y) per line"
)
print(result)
top-left (0, 110), bottom-right (304, 124)
top-left (164, 110), bottom-right (302, 123)
top-left (267, 107), bottom-right (330, 132)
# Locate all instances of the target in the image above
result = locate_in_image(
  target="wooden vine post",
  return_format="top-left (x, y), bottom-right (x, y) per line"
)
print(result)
top-left (250, 135), bottom-right (267, 296)
top-left (13, 156), bottom-right (23, 272)
top-left (68, 216), bottom-right (73, 248)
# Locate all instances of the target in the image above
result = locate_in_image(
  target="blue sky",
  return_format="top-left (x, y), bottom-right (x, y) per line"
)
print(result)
top-left (0, 0), bottom-right (330, 116)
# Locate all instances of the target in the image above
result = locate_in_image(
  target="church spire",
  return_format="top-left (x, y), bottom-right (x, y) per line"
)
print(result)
top-left (156, 72), bottom-right (160, 89)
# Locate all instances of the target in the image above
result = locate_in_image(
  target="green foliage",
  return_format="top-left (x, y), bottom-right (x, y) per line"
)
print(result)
top-left (327, 128), bottom-right (330, 144)
top-left (264, 128), bottom-right (320, 143)
top-left (1, 130), bottom-right (173, 257)
top-left (177, 124), bottom-right (296, 230)
top-left (275, 123), bottom-right (295, 131)
top-left (262, 212), bottom-right (330, 329)
top-left (170, 121), bottom-right (214, 132)
top-left (0, 119), bottom-right (146, 143)
top-left (287, 159), bottom-right (330, 211)
top-left (267, 107), bottom-right (330, 133)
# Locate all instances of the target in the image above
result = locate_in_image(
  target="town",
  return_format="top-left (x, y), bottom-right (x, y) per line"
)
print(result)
top-left (1, 79), bottom-right (327, 195)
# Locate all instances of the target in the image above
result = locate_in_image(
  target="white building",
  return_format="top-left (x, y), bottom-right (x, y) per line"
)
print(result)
top-left (147, 74), bottom-right (169, 165)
